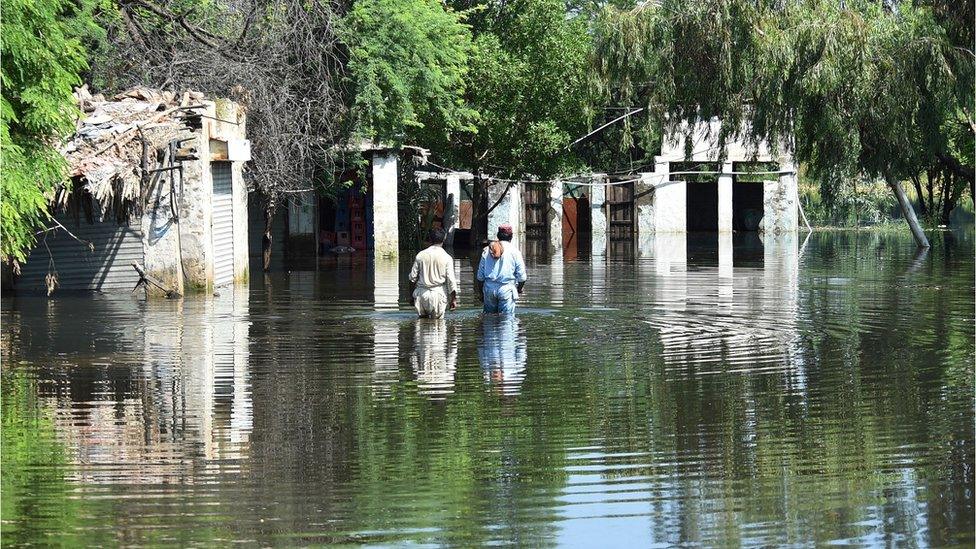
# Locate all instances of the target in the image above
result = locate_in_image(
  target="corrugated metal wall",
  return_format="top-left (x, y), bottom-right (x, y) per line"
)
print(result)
top-left (212, 162), bottom-right (234, 286)
top-left (18, 213), bottom-right (144, 292)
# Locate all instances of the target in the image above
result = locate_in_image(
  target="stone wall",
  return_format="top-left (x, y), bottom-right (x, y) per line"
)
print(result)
top-left (177, 100), bottom-right (249, 292)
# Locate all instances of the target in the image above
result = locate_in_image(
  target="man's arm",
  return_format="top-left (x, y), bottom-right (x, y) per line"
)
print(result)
top-left (445, 253), bottom-right (459, 309)
top-left (514, 252), bottom-right (527, 295)
top-left (409, 258), bottom-right (420, 304)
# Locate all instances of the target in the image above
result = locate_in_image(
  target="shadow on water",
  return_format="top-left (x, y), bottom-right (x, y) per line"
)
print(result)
top-left (1, 230), bottom-right (973, 546)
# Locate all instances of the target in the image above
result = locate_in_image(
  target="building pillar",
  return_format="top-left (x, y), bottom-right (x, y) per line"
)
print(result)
top-left (372, 151), bottom-right (399, 259)
top-left (142, 165), bottom-right (184, 296)
top-left (650, 159), bottom-right (686, 233)
top-left (635, 169), bottom-right (659, 257)
top-left (718, 161), bottom-right (733, 233)
top-left (590, 174), bottom-right (607, 257)
top-left (764, 161), bottom-right (799, 234)
top-left (444, 174), bottom-right (461, 248)
top-left (547, 180), bottom-right (562, 256)
top-left (487, 180), bottom-right (519, 240)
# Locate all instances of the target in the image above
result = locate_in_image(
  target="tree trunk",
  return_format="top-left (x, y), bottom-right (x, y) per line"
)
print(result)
top-left (911, 175), bottom-right (926, 218)
top-left (263, 200), bottom-right (275, 272)
top-left (470, 173), bottom-right (488, 247)
top-left (888, 178), bottom-right (929, 248)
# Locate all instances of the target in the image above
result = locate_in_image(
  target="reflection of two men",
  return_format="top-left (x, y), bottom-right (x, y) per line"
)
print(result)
top-left (410, 316), bottom-right (528, 398)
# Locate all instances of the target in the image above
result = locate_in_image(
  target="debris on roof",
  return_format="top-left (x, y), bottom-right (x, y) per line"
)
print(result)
top-left (54, 85), bottom-right (206, 216)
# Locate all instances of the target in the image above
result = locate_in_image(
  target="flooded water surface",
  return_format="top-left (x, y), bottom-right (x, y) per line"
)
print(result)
top-left (2, 231), bottom-right (973, 546)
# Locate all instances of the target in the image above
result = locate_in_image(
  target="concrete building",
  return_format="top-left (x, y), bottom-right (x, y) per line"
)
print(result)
top-left (260, 144), bottom-right (405, 263)
top-left (501, 119), bottom-right (800, 259)
top-left (16, 88), bottom-right (250, 296)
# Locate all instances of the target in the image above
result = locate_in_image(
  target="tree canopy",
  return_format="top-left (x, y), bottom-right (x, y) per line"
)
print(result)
top-left (1, 0), bottom-right (103, 264)
top-left (593, 0), bottom-right (974, 244)
top-left (340, 0), bottom-right (478, 145)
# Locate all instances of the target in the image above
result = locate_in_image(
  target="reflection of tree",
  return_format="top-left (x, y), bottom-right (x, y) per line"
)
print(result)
top-left (1, 232), bottom-right (972, 545)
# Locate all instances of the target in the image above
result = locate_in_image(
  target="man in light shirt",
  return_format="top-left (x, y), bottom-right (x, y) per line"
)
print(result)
top-left (409, 228), bottom-right (459, 319)
top-left (476, 224), bottom-right (527, 314)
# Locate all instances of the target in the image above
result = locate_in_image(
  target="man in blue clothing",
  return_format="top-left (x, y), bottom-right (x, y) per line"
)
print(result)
top-left (476, 224), bottom-right (527, 314)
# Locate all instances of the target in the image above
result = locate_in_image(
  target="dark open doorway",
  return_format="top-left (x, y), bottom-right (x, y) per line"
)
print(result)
top-left (674, 162), bottom-right (720, 265)
top-left (732, 162), bottom-right (774, 232)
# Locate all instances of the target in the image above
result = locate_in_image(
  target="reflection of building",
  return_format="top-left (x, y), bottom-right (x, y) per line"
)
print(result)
top-left (638, 232), bottom-right (803, 384)
top-left (478, 315), bottom-right (528, 395)
top-left (44, 287), bottom-right (253, 484)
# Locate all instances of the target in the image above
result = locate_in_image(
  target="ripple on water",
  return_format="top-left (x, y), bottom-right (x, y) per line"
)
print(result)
top-left (0, 231), bottom-right (973, 547)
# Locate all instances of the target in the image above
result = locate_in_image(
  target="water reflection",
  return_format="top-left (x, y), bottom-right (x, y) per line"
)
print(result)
top-left (478, 315), bottom-right (527, 395)
top-left (410, 319), bottom-right (459, 399)
top-left (1, 231), bottom-right (973, 546)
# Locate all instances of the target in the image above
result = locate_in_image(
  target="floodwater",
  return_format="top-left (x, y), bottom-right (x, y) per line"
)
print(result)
top-left (2, 231), bottom-right (973, 547)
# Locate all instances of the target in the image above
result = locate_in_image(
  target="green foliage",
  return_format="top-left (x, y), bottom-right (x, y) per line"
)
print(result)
top-left (1, 0), bottom-right (96, 263)
top-left (341, 0), bottom-right (478, 144)
top-left (593, 0), bottom-right (974, 199)
top-left (451, 0), bottom-right (596, 178)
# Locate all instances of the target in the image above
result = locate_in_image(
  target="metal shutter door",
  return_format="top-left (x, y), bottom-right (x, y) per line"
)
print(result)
top-left (212, 162), bottom-right (234, 287)
top-left (19, 214), bottom-right (144, 292)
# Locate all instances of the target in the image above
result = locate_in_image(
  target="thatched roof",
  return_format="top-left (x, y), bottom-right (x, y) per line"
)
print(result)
top-left (54, 86), bottom-right (206, 216)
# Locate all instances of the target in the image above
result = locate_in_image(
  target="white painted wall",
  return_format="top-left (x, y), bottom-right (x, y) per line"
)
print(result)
top-left (372, 151), bottom-right (399, 259)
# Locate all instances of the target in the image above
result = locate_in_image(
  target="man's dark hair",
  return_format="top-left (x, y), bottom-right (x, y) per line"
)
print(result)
top-left (497, 230), bottom-right (513, 242)
top-left (427, 227), bottom-right (447, 245)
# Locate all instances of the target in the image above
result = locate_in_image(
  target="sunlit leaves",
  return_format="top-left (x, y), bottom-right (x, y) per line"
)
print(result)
top-left (341, 0), bottom-right (478, 144)
top-left (1, 0), bottom-right (93, 263)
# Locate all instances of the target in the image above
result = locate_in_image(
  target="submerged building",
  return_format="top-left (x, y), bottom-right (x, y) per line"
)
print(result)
top-left (410, 118), bottom-right (799, 259)
top-left (14, 87), bottom-right (250, 295)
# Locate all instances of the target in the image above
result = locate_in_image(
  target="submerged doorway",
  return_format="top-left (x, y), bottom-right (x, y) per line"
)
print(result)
top-left (562, 183), bottom-right (591, 260)
top-left (732, 162), bottom-right (773, 232)
top-left (675, 162), bottom-right (720, 264)
top-left (678, 162), bottom-right (720, 232)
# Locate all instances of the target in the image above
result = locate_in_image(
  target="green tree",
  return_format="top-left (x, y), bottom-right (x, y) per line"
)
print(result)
top-left (1, 0), bottom-right (100, 264)
top-left (340, 0), bottom-right (478, 144)
top-left (445, 0), bottom-right (598, 243)
top-left (593, 0), bottom-right (974, 247)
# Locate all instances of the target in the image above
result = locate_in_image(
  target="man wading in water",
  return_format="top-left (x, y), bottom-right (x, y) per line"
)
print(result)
top-left (476, 224), bottom-right (527, 314)
top-left (409, 228), bottom-right (459, 319)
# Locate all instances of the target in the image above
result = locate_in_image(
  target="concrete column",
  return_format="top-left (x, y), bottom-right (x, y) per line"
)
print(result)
top-left (178, 105), bottom-right (216, 291)
top-left (718, 161), bottom-right (733, 233)
top-left (372, 151), bottom-right (399, 259)
top-left (231, 159), bottom-right (249, 284)
top-left (764, 162), bottom-right (799, 234)
top-left (635, 171), bottom-right (657, 257)
top-left (142, 165), bottom-right (184, 296)
top-left (590, 174), bottom-right (607, 257)
top-left (444, 175), bottom-right (461, 248)
top-left (547, 180), bottom-right (563, 256)
top-left (487, 180), bottom-right (516, 239)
